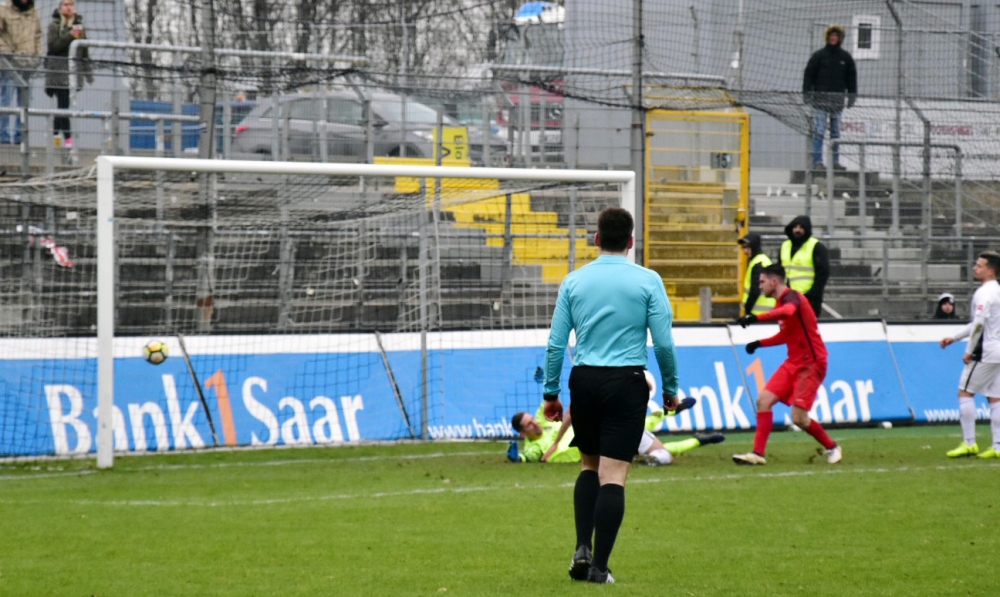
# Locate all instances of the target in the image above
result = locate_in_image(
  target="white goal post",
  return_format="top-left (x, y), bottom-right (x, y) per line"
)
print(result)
top-left (95, 156), bottom-right (635, 468)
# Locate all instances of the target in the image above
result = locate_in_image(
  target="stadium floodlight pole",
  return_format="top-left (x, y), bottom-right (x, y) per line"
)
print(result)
top-left (94, 157), bottom-right (635, 466)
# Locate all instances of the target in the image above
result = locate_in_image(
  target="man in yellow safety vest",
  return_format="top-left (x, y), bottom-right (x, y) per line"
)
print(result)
top-left (738, 232), bottom-right (776, 316)
top-left (779, 215), bottom-right (830, 317)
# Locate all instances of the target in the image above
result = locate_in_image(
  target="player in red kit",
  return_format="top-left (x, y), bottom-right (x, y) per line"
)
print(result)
top-left (731, 263), bottom-right (842, 465)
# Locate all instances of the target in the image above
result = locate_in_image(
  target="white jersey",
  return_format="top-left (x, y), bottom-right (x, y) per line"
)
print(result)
top-left (954, 280), bottom-right (1000, 363)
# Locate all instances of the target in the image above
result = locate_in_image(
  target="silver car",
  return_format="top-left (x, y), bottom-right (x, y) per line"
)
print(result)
top-left (232, 91), bottom-right (509, 165)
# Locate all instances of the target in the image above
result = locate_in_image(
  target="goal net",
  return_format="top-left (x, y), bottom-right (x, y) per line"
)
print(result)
top-left (0, 159), bottom-right (633, 466)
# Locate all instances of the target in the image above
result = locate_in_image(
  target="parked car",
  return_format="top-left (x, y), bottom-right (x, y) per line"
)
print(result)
top-left (232, 90), bottom-right (509, 165)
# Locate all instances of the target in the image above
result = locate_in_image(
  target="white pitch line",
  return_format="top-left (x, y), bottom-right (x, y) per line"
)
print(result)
top-left (1, 460), bottom-right (997, 507)
top-left (0, 470), bottom-right (96, 482)
top-left (129, 450), bottom-right (492, 471)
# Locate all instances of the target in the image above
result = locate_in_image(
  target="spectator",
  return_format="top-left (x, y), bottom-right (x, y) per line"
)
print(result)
top-left (780, 215), bottom-right (829, 318)
top-left (0, 0), bottom-right (42, 144)
top-left (738, 232), bottom-right (775, 316)
top-left (803, 24), bottom-right (857, 171)
top-left (44, 0), bottom-right (91, 149)
top-left (934, 293), bottom-right (959, 320)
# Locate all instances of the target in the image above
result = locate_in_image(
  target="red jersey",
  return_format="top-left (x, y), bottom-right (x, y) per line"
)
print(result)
top-left (756, 288), bottom-right (828, 366)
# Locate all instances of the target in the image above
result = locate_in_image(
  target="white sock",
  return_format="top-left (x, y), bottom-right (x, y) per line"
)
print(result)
top-left (647, 448), bottom-right (672, 465)
top-left (959, 397), bottom-right (977, 446)
top-left (991, 401), bottom-right (1000, 451)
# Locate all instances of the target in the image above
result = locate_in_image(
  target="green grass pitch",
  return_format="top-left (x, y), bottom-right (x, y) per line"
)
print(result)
top-left (1, 426), bottom-right (998, 596)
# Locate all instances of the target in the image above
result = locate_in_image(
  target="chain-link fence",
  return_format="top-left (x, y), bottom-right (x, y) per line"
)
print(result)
top-left (1, 0), bottom-right (999, 325)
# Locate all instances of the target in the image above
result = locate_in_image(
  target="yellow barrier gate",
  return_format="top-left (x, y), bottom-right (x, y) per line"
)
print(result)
top-left (645, 109), bottom-right (749, 321)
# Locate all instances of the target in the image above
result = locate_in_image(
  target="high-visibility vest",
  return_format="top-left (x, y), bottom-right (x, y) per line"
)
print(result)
top-left (743, 253), bottom-right (776, 314)
top-left (780, 237), bottom-right (819, 293)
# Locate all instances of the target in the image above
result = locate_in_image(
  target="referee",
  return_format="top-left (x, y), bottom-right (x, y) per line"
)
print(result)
top-left (543, 206), bottom-right (679, 584)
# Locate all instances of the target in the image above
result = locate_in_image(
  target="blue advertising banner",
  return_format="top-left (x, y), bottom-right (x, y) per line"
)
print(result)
top-left (0, 323), bottom-right (981, 458)
top-left (729, 321), bottom-right (912, 425)
top-left (887, 324), bottom-right (992, 423)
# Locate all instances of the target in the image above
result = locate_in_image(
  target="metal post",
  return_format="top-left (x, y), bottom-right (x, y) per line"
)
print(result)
top-left (270, 95), bottom-right (280, 159)
top-left (699, 286), bottom-right (712, 323)
top-left (281, 105), bottom-right (291, 162)
top-left (222, 97), bottom-right (232, 159)
top-left (519, 84), bottom-right (529, 165)
top-left (310, 92), bottom-right (320, 161)
top-left (539, 91), bottom-right (547, 165)
top-left (364, 99), bottom-right (374, 164)
top-left (198, 0), bottom-right (218, 162)
top-left (889, 0), bottom-right (903, 238)
top-left (881, 239), bottom-right (890, 317)
top-left (954, 150), bottom-right (963, 238)
top-left (20, 80), bottom-right (29, 179)
top-left (568, 187), bottom-right (578, 273)
top-left (172, 82), bottom-right (183, 158)
top-left (418, 178), bottom-right (429, 440)
top-left (45, 114), bottom-right (55, 176)
top-left (826, 142), bottom-right (835, 237)
top-left (165, 234), bottom-right (175, 331)
top-left (858, 143), bottom-right (867, 243)
top-left (631, 0), bottom-right (646, 262)
top-left (319, 94), bottom-right (329, 162)
top-left (481, 97), bottom-right (491, 166)
top-left (922, 119), bottom-right (931, 238)
top-left (111, 88), bottom-right (122, 155)
top-left (804, 134), bottom-right (813, 218)
top-left (499, 192), bottom-right (513, 325)
top-left (155, 120), bottom-right (165, 231)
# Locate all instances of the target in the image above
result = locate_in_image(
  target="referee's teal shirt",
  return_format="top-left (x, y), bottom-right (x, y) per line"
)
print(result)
top-left (544, 254), bottom-right (680, 398)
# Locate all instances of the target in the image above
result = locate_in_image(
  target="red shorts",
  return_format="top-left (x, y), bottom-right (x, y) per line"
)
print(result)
top-left (765, 360), bottom-right (828, 410)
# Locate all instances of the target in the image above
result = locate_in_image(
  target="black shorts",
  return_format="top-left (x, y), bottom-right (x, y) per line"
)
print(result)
top-left (568, 365), bottom-right (649, 462)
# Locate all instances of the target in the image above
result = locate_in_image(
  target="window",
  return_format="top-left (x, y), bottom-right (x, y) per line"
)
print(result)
top-left (852, 15), bottom-right (881, 60)
top-left (328, 99), bottom-right (364, 125)
top-left (288, 100), bottom-right (317, 120)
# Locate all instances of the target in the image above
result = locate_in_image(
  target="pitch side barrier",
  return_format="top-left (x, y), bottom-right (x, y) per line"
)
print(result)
top-left (0, 321), bottom-right (976, 457)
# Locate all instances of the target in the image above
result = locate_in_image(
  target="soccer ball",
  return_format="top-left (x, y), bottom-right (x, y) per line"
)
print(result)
top-left (143, 340), bottom-right (169, 365)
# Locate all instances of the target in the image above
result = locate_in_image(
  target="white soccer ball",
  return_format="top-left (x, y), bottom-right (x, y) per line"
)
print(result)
top-left (143, 340), bottom-right (169, 365)
top-left (881, 421), bottom-right (892, 429)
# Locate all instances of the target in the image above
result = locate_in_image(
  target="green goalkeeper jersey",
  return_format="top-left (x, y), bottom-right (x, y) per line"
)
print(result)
top-left (520, 404), bottom-right (580, 463)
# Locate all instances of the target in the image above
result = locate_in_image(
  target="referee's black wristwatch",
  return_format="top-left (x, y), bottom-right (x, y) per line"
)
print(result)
top-left (543, 394), bottom-right (560, 402)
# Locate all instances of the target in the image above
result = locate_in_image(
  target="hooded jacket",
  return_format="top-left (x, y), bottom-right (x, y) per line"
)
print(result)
top-left (803, 24), bottom-right (857, 111)
top-left (933, 294), bottom-right (959, 320)
top-left (0, 0), bottom-right (43, 69)
top-left (781, 216), bottom-right (829, 316)
top-left (740, 232), bottom-right (771, 314)
top-left (44, 7), bottom-right (91, 93)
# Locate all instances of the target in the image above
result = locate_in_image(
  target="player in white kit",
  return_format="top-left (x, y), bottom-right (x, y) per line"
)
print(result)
top-left (940, 250), bottom-right (1000, 459)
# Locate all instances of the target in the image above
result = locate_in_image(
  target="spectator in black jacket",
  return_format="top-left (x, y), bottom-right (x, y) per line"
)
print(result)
top-left (933, 293), bottom-right (959, 320)
top-left (803, 24), bottom-right (857, 171)
top-left (779, 215), bottom-right (830, 318)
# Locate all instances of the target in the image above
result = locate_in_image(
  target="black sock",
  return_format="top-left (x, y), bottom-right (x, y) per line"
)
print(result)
top-left (573, 470), bottom-right (600, 550)
top-left (591, 483), bottom-right (625, 572)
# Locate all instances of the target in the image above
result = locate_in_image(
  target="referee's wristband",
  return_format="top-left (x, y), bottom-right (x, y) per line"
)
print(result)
top-left (543, 393), bottom-right (560, 402)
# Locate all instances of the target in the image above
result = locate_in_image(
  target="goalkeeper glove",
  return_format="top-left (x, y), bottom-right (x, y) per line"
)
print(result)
top-left (507, 440), bottom-right (522, 463)
top-left (746, 340), bottom-right (762, 355)
top-left (736, 314), bottom-right (758, 328)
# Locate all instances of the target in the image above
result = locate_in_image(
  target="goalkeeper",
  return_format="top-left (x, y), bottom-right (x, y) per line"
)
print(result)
top-left (508, 395), bottom-right (724, 465)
